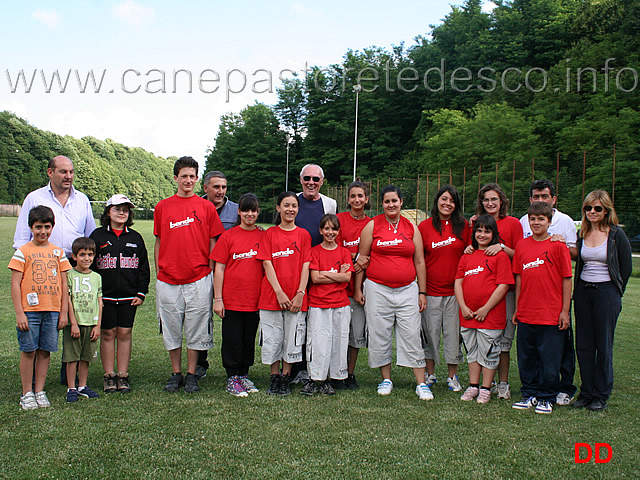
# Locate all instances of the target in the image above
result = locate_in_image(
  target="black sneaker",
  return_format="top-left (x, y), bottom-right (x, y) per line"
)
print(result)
top-left (195, 365), bottom-right (207, 380)
top-left (332, 378), bottom-right (348, 390)
top-left (184, 373), bottom-right (200, 393)
top-left (345, 374), bottom-right (359, 390)
top-left (300, 380), bottom-right (319, 396)
top-left (117, 374), bottom-right (131, 394)
top-left (267, 374), bottom-right (281, 395)
top-left (104, 374), bottom-right (117, 393)
top-left (279, 374), bottom-right (292, 396)
top-left (163, 373), bottom-right (184, 392)
top-left (320, 381), bottom-right (335, 395)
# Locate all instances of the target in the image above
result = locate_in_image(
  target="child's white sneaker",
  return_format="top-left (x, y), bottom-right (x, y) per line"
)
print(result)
top-left (415, 383), bottom-right (434, 400)
top-left (512, 396), bottom-right (537, 410)
top-left (535, 400), bottom-right (553, 414)
top-left (35, 391), bottom-right (51, 408)
top-left (497, 382), bottom-right (511, 399)
top-left (447, 375), bottom-right (462, 392)
top-left (377, 379), bottom-right (393, 395)
top-left (556, 392), bottom-right (573, 405)
top-left (20, 392), bottom-right (38, 410)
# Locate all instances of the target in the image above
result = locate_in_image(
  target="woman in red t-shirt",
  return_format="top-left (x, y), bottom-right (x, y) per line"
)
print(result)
top-left (336, 180), bottom-right (370, 390)
top-left (467, 182), bottom-right (523, 400)
top-left (211, 193), bottom-right (264, 398)
top-left (418, 185), bottom-right (470, 393)
top-left (354, 186), bottom-right (432, 401)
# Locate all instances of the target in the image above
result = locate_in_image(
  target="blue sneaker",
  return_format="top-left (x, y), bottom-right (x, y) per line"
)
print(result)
top-left (78, 386), bottom-right (99, 399)
top-left (425, 374), bottom-right (437, 387)
top-left (66, 389), bottom-right (79, 403)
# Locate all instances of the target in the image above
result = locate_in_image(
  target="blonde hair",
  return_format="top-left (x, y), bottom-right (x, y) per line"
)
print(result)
top-left (580, 189), bottom-right (618, 238)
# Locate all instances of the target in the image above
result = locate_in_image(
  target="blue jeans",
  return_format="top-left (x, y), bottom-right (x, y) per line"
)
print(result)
top-left (17, 311), bottom-right (60, 352)
top-left (516, 322), bottom-right (564, 402)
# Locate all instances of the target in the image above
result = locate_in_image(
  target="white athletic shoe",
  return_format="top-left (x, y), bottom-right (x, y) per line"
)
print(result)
top-left (377, 379), bottom-right (393, 395)
top-left (425, 374), bottom-right (437, 387)
top-left (35, 391), bottom-right (51, 408)
top-left (556, 392), bottom-right (573, 405)
top-left (447, 375), bottom-right (462, 392)
top-left (497, 382), bottom-right (511, 399)
top-left (20, 392), bottom-right (38, 410)
top-left (535, 400), bottom-right (553, 414)
top-left (416, 383), bottom-right (434, 400)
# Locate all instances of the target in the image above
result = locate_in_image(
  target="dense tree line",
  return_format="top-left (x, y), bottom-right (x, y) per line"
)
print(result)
top-left (205, 0), bottom-right (639, 228)
top-left (0, 111), bottom-right (176, 209)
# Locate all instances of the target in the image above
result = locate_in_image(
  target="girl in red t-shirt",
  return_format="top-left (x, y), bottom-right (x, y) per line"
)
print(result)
top-left (303, 214), bottom-right (354, 396)
top-left (336, 180), bottom-right (370, 389)
top-left (211, 193), bottom-right (264, 397)
top-left (466, 182), bottom-right (523, 400)
top-left (257, 192), bottom-right (312, 396)
top-left (455, 215), bottom-right (513, 404)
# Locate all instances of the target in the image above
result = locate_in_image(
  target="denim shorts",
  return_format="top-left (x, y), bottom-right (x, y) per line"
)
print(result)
top-left (17, 311), bottom-right (60, 352)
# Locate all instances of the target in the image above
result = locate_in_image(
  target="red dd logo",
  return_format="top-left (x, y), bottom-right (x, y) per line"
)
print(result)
top-left (574, 443), bottom-right (613, 463)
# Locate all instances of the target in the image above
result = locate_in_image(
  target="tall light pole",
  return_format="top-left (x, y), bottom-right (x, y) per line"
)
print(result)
top-left (285, 134), bottom-right (292, 191)
top-left (353, 84), bottom-right (362, 181)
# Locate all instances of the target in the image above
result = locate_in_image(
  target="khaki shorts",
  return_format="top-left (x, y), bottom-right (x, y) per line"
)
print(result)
top-left (421, 295), bottom-right (464, 365)
top-left (364, 279), bottom-right (425, 369)
top-left (461, 327), bottom-right (501, 369)
top-left (156, 273), bottom-right (214, 351)
top-left (498, 291), bottom-right (516, 352)
top-left (259, 309), bottom-right (306, 365)
top-left (348, 297), bottom-right (367, 349)
top-left (307, 306), bottom-right (350, 381)
top-left (62, 325), bottom-right (99, 363)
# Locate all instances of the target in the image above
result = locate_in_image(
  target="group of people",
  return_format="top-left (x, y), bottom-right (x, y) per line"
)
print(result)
top-left (10, 155), bottom-right (632, 415)
top-left (11, 156), bottom-right (151, 408)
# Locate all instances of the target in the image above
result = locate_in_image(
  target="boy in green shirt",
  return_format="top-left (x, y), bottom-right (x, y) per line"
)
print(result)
top-left (64, 237), bottom-right (103, 403)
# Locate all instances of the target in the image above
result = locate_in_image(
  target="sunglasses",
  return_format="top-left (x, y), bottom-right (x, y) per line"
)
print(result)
top-left (303, 176), bottom-right (321, 182)
top-left (584, 205), bottom-right (604, 212)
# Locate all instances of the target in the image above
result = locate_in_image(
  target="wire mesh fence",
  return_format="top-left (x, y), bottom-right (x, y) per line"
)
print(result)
top-left (326, 150), bottom-right (640, 239)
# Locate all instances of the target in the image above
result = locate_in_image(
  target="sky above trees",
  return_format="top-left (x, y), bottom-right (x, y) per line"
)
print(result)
top-left (0, 0), bottom-right (479, 161)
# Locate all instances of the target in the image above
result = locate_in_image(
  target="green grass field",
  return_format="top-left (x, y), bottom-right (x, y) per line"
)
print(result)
top-left (1, 217), bottom-right (638, 479)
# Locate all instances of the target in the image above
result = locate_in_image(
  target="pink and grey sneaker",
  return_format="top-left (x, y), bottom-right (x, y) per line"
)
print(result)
top-left (476, 388), bottom-right (491, 404)
top-left (460, 386), bottom-right (479, 401)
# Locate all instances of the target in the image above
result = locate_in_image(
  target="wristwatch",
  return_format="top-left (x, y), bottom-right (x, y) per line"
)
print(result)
top-left (500, 243), bottom-right (506, 250)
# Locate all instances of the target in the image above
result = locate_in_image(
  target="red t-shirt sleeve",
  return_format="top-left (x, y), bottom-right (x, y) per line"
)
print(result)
top-left (495, 251), bottom-right (515, 285)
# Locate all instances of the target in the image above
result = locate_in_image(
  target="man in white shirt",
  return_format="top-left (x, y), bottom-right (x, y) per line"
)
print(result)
top-left (520, 179), bottom-right (577, 406)
top-left (14, 156), bottom-right (96, 259)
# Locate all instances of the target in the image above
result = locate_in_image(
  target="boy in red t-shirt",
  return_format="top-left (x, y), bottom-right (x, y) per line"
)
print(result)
top-left (154, 157), bottom-right (224, 394)
top-left (511, 202), bottom-right (572, 415)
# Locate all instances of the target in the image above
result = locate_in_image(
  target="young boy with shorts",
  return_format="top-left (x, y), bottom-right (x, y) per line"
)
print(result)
top-left (154, 156), bottom-right (224, 393)
top-left (9, 205), bottom-right (71, 410)
top-left (64, 237), bottom-right (103, 403)
top-left (511, 202), bottom-right (572, 414)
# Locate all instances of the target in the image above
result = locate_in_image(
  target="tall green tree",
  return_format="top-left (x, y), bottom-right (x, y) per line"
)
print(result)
top-left (204, 103), bottom-right (286, 207)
